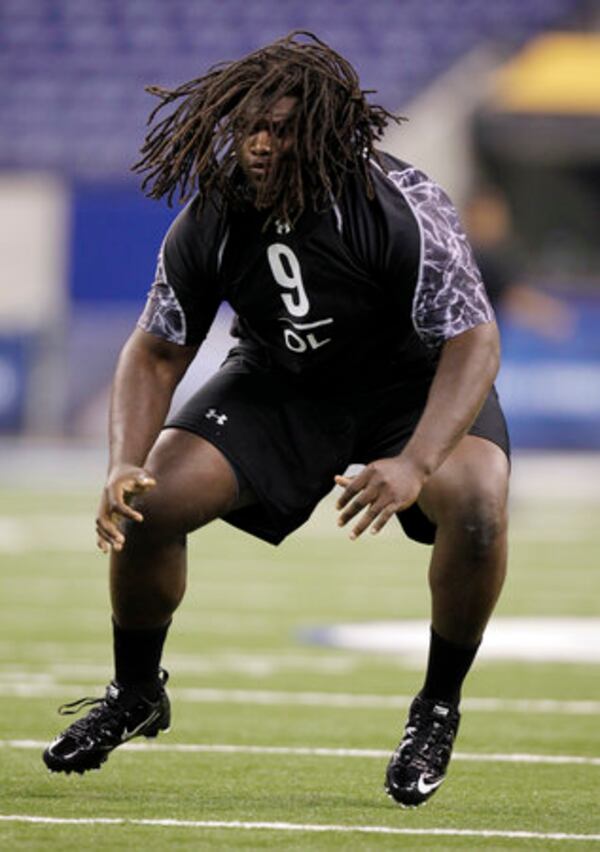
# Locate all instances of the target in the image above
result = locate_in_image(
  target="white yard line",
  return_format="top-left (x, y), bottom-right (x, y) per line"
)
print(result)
top-left (3, 739), bottom-right (599, 766)
top-left (312, 617), bottom-right (600, 664)
top-left (0, 814), bottom-right (598, 842)
top-left (30, 654), bottom-right (357, 678)
top-left (1, 681), bottom-right (599, 715)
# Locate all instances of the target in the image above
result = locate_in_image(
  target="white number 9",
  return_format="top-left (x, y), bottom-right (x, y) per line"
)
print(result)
top-left (267, 243), bottom-right (309, 317)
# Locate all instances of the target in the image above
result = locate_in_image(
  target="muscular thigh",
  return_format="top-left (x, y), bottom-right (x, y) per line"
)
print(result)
top-left (135, 427), bottom-right (256, 535)
top-left (418, 435), bottom-right (509, 530)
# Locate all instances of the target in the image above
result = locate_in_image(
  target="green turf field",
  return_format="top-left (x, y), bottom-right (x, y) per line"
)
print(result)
top-left (1, 478), bottom-right (599, 850)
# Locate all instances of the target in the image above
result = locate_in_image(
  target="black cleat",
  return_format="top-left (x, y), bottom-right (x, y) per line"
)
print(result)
top-left (385, 694), bottom-right (460, 807)
top-left (43, 669), bottom-right (170, 774)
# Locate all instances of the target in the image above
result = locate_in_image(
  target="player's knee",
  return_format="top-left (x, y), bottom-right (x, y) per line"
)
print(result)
top-left (123, 491), bottom-right (186, 544)
top-left (454, 494), bottom-right (507, 562)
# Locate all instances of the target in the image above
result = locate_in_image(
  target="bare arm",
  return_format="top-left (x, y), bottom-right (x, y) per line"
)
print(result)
top-left (400, 320), bottom-right (500, 477)
top-left (96, 327), bottom-right (198, 552)
top-left (108, 327), bottom-right (198, 468)
top-left (336, 321), bottom-right (500, 539)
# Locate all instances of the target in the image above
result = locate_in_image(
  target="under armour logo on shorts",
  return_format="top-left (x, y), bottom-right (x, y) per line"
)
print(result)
top-left (205, 408), bottom-right (228, 426)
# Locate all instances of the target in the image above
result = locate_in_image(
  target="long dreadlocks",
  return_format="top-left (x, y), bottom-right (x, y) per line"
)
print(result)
top-left (133, 31), bottom-right (402, 226)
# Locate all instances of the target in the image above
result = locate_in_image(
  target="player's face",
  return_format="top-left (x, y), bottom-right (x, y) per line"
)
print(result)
top-left (237, 96), bottom-right (298, 188)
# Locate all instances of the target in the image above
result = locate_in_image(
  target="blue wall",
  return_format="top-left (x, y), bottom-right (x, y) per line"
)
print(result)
top-left (0, 336), bottom-right (29, 431)
top-left (497, 298), bottom-right (600, 449)
top-left (69, 184), bottom-right (177, 304)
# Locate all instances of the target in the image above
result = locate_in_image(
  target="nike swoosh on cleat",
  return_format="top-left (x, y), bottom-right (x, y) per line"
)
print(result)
top-left (121, 710), bottom-right (160, 742)
top-left (416, 775), bottom-right (445, 796)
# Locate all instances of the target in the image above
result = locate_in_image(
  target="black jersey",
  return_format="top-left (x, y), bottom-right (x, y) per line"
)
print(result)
top-left (138, 152), bottom-right (493, 392)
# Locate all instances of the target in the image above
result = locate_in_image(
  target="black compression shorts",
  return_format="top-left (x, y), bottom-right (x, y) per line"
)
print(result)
top-left (167, 350), bottom-right (510, 546)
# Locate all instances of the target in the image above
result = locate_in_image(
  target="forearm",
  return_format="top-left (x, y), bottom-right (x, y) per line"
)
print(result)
top-left (401, 322), bottom-right (500, 478)
top-left (108, 331), bottom-right (195, 470)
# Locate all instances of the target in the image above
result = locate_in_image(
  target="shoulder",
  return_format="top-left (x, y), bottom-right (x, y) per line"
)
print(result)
top-left (369, 153), bottom-right (481, 277)
top-left (369, 153), bottom-right (442, 215)
top-left (376, 158), bottom-right (493, 348)
top-left (369, 153), bottom-right (464, 239)
top-left (139, 194), bottom-right (227, 347)
top-left (336, 155), bottom-right (421, 272)
top-left (164, 195), bottom-right (225, 266)
top-left (367, 153), bottom-right (422, 238)
top-left (341, 153), bottom-right (431, 243)
top-left (369, 150), bottom-right (413, 184)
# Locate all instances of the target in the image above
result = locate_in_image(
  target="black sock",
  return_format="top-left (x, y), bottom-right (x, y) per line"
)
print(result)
top-left (420, 627), bottom-right (480, 706)
top-left (112, 618), bottom-right (171, 696)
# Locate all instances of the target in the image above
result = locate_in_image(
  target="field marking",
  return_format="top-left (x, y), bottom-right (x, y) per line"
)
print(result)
top-left (0, 653), bottom-right (357, 678)
top-left (308, 617), bottom-right (600, 663)
top-left (0, 814), bottom-right (598, 842)
top-left (1, 681), bottom-right (599, 715)
top-left (3, 739), bottom-right (600, 767)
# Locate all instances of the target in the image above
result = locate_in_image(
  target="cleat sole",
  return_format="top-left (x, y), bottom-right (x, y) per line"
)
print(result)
top-left (44, 718), bottom-right (169, 774)
top-left (43, 750), bottom-right (108, 776)
top-left (384, 785), bottom-right (429, 809)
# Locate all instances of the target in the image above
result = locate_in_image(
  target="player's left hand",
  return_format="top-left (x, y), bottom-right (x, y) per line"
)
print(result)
top-left (335, 457), bottom-right (426, 540)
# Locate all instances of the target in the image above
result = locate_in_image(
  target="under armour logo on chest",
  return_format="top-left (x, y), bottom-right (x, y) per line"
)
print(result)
top-left (274, 218), bottom-right (292, 235)
top-left (205, 408), bottom-right (228, 426)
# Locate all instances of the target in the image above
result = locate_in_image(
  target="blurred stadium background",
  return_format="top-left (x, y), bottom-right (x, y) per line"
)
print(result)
top-left (1, 0), bottom-right (599, 452)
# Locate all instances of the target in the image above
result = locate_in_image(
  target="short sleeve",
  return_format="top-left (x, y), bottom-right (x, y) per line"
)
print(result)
top-left (379, 165), bottom-right (494, 350)
top-left (137, 198), bottom-right (221, 346)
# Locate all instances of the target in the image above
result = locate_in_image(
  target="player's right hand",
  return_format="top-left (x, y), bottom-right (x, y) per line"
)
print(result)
top-left (95, 465), bottom-right (156, 553)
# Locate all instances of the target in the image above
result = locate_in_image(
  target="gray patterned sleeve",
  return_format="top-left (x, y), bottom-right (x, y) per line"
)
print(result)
top-left (387, 167), bottom-right (494, 349)
top-left (137, 245), bottom-right (187, 345)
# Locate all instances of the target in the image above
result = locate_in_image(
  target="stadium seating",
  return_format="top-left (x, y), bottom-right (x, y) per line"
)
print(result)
top-left (0, 0), bottom-right (582, 180)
